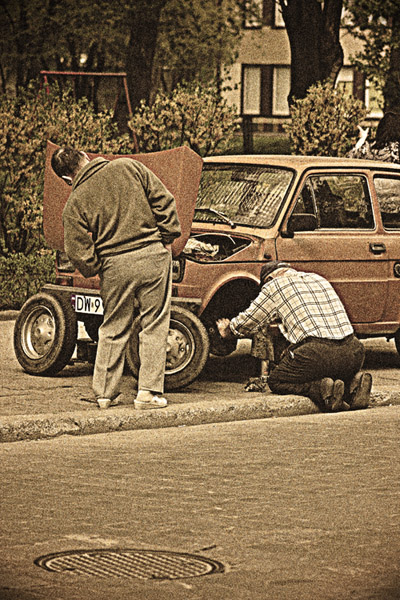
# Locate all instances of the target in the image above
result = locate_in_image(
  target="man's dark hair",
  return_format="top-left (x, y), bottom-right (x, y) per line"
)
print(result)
top-left (260, 261), bottom-right (291, 287)
top-left (51, 147), bottom-right (86, 178)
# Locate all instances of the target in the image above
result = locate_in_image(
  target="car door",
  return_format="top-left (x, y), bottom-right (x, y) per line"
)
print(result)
top-left (372, 171), bottom-right (400, 327)
top-left (275, 170), bottom-right (390, 325)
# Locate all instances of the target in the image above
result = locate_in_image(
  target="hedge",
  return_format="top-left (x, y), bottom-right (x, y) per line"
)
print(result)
top-left (0, 252), bottom-right (55, 310)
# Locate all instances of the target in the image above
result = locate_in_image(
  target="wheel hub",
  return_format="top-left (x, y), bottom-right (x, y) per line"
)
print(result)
top-left (23, 310), bottom-right (55, 358)
top-left (166, 329), bottom-right (188, 369)
top-left (165, 322), bottom-right (195, 373)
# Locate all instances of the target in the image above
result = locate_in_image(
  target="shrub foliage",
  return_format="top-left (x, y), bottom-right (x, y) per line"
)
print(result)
top-left (0, 84), bottom-right (132, 257)
top-left (284, 81), bottom-right (367, 156)
top-left (128, 83), bottom-right (240, 157)
top-left (0, 252), bottom-right (55, 309)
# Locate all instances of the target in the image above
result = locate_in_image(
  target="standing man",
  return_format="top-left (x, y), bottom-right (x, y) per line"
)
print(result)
top-left (217, 261), bottom-right (372, 412)
top-left (51, 147), bottom-right (181, 410)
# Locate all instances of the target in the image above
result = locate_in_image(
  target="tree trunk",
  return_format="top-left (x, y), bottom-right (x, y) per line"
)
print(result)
top-left (15, 0), bottom-right (28, 90)
top-left (125, 1), bottom-right (168, 108)
top-left (383, 9), bottom-right (400, 113)
top-left (279, 0), bottom-right (343, 105)
top-left (320, 0), bottom-right (344, 83)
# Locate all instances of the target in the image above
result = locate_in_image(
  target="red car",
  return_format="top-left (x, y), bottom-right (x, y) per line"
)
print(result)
top-left (14, 143), bottom-right (400, 390)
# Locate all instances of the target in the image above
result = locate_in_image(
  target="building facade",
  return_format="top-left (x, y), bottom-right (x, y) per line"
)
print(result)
top-left (224, 0), bottom-right (383, 131)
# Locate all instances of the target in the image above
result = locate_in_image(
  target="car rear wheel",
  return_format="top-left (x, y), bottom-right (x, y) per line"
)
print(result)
top-left (125, 305), bottom-right (210, 391)
top-left (13, 292), bottom-right (78, 375)
top-left (394, 329), bottom-right (400, 357)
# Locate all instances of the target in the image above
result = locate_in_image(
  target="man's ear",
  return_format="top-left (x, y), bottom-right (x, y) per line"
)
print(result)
top-left (61, 175), bottom-right (73, 186)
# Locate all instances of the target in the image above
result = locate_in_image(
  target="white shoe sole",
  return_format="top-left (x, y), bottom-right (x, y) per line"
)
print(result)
top-left (134, 397), bottom-right (168, 410)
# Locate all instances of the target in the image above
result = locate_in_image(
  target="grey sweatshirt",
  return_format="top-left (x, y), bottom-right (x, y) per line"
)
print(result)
top-left (62, 157), bottom-right (181, 278)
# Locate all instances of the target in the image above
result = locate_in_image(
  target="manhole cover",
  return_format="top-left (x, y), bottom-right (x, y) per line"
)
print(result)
top-left (35, 549), bottom-right (224, 580)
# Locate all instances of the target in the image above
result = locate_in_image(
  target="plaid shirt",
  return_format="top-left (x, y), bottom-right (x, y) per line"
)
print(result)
top-left (230, 269), bottom-right (353, 344)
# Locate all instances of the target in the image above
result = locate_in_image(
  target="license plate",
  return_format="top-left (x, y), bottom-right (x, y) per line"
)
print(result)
top-left (72, 294), bottom-right (104, 315)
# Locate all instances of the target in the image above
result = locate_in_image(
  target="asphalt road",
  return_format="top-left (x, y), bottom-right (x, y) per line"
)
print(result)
top-left (0, 407), bottom-right (399, 600)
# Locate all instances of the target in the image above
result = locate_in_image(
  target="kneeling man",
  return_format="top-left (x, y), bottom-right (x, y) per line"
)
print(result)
top-left (217, 262), bottom-right (372, 412)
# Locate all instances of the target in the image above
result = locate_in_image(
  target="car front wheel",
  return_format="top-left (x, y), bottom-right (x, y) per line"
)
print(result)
top-left (13, 292), bottom-right (78, 375)
top-left (125, 305), bottom-right (210, 391)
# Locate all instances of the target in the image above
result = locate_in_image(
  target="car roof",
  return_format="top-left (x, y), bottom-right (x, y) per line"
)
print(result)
top-left (203, 154), bottom-right (400, 171)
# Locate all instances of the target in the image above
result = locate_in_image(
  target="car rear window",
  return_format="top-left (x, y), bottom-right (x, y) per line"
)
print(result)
top-left (374, 176), bottom-right (400, 229)
top-left (196, 164), bottom-right (294, 227)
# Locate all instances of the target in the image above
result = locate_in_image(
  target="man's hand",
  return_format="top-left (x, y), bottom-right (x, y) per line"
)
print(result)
top-left (216, 318), bottom-right (233, 339)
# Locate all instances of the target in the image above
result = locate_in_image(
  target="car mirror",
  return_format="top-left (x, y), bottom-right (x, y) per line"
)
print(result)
top-left (282, 213), bottom-right (317, 238)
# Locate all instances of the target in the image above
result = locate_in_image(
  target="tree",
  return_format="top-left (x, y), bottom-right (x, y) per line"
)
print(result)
top-left (344, 0), bottom-right (400, 113)
top-left (1, 0), bottom-right (252, 118)
top-left (120, 0), bottom-right (249, 121)
top-left (0, 0), bottom-right (127, 96)
top-left (154, 0), bottom-right (244, 94)
top-left (278, 0), bottom-right (344, 105)
top-left (123, 0), bottom-right (168, 112)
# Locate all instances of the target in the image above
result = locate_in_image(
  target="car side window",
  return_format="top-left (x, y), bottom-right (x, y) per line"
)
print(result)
top-left (374, 176), bottom-right (400, 229)
top-left (294, 174), bottom-right (374, 229)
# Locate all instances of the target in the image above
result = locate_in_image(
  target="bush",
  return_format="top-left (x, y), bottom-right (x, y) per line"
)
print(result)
top-left (128, 83), bottom-right (240, 157)
top-left (0, 83), bottom-right (132, 257)
top-left (284, 81), bottom-right (367, 157)
top-left (0, 252), bottom-right (56, 309)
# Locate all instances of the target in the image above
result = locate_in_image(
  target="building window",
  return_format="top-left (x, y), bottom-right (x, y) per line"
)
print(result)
top-left (242, 66), bottom-right (261, 114)
top-left (244, 0), bottom-right (264, 28)
top-left (242, 64), bottom-right (290, 117)
top-left (244, 0), bottom-right (275, 28)
top-left (336, 66), bottom-right (354, 96)
top-left (274, 2), bottom-right (285, 27)
top-left (272, 66), bottom-right (290, 115)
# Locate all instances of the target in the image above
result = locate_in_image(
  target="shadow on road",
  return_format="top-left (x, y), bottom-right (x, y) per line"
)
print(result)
top-left (363, 338), bottom-right (400, 370)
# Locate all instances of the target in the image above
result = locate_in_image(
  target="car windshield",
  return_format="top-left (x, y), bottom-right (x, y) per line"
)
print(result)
top-left (195, 164), bottom-right (294, 228)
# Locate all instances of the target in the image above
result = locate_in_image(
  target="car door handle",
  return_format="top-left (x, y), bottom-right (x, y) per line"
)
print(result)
top-left (369, 242), bottom-right (386, 255)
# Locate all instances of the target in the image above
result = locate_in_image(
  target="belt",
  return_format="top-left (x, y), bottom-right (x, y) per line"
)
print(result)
top-left (290, 333), bottom-right (354, 351)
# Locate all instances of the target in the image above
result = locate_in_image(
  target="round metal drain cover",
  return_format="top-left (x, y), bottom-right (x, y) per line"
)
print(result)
top-left (35, 549), bottom-right (224, 580)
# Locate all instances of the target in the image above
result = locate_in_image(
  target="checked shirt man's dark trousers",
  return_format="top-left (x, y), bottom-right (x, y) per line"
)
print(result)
top-left (267, 334), bottom-right (365, 409)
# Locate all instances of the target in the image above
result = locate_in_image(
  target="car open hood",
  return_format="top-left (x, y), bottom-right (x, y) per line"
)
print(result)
top-left (43, 140), bottom-right (203, 257)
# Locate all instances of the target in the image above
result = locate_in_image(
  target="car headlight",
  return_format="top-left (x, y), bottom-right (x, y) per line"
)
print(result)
top-left (172, 257), bottom-right (185, 282)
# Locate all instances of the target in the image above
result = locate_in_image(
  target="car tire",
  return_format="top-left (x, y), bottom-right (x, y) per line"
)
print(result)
top-left (125, 305), bottom-right (210, 391)
top-left (13, 292), bottom-right (78, 375)
top-left (394, 329), bottom-right (400, 357)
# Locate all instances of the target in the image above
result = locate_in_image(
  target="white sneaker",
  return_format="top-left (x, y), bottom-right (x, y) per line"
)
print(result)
top-left (97, 398), bottom-right (111, 409)
top-left (134, 396), bottom-right (168, 410)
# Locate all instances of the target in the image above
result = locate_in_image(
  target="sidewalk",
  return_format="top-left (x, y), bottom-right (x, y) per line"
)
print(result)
top-left (1, 314), bottom-right (399, 443)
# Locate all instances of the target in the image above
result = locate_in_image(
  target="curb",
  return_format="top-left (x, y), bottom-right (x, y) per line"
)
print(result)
top-left (0, 310), bottom-right (19, 321)
top-left (1, 392), bottom-right (399, 444)
top-left (0, 396), bottom-right (318, 443)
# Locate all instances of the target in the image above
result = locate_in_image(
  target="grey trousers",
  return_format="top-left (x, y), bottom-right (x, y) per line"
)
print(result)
top-left (92, 242), bottom-right (172, 399)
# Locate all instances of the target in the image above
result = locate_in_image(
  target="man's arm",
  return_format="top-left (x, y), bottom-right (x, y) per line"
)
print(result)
top-left (218, 287), bottom-right (276, 339)
top-left (63, 209), bottom-right (101, 279)
top-left (140, 164), bottom-right (181, 245)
